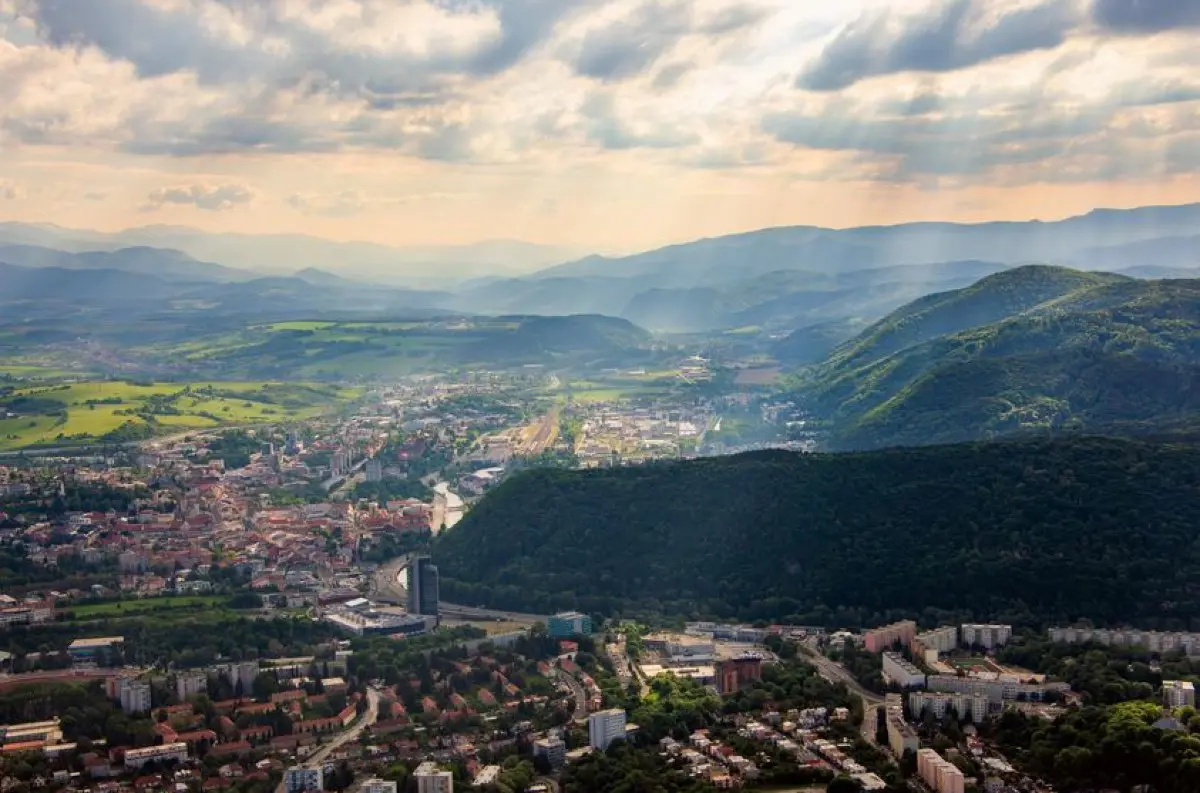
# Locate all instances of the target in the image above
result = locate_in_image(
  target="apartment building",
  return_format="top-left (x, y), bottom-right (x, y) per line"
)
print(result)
top-left (119, 679), bottom-right (152, 714)
top-left (882, 652), bottom-right (926, 688)
top-left (1164, 680), bottom-right (1196, 709)
top-left (124, 742), bottom-right (188, 771)
top-left (918, 749), bottom-right (965, 793)
top-left (961, 624), bottom-right (1012, 650)
top-left (914, 626), bottom-right (958, 656)
top-left (927, 674), bottom-right (1069, 703)
top-left (908, 691), bottom-right (991, 723)
top-left (176, 671), bottom-right (208, 701)
top-left (588, 708), bottom-right (628, 751)
top-left (886, 710), bottom-right (919, 758)
top-left (361, 779), bottom-right (398, 793)
top-left (283, 766), bottom-right (324, 793)
top-left (864, 621), bottom-right (917, 653)
top-left (533, 736), bottom-right (566, 769)
top-left (415, 761), bottom-right (454, 793)
top-left (1048, 626), bottom-right (1200, 655)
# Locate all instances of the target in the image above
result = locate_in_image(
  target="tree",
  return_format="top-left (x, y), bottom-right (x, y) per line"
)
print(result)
top-left (827, 775), bottom-right (862, 793)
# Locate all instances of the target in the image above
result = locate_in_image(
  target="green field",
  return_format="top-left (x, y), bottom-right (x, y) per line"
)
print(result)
top-left (66, 595), bottom-right (228, 619)
top-left (0, 380), bottom-right (361, 450)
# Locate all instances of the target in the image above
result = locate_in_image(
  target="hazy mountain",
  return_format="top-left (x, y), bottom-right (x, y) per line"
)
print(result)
top-left (796, 266), bottom-right (1200, 449)
top-left (536, 203), bottom-right (1200, 281)
top-left (0, 222), bottom-right (593, 284)
top-left (0, 244), bottom-right (254, 282)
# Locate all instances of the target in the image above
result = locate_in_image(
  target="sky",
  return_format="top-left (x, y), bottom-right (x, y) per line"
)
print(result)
top-left (1, 0), bottom-right (1198, 251)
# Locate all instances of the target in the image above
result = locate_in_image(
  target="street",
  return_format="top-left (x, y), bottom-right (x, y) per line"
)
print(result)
top-left (274, 687), bottom-right (380, 793)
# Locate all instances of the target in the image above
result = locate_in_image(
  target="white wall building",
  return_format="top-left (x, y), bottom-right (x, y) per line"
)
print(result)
top-left (176, 671), bottom-right (208, 701)
top-left (961, 625), bottom-right (1012, 650)
top-left (415, 761), bottom-right (454, 793)
top-left (119, 679), bottom-right (152, 714)
top-left (915, 627), bottom-right (958, 655)
top-left (589, 708), bottom-right (628, 751)
top-left (361, 779), bottom-right (398, 793)
top-left (1164, 680), bottom-right (1196, 709)
top-left (908, 691), bottom-right (991, 723)
top-left (284, 766), bottom-right (324, 793)
top-left (124, 743), bottom-right (188, 770)
top-left (881, 652), bottom-right (926, 688)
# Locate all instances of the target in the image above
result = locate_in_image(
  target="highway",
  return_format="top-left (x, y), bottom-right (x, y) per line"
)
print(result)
top-left (800, 641), bottom-right (890, 755)
top-left (370, 555), bottom-right (547, 622)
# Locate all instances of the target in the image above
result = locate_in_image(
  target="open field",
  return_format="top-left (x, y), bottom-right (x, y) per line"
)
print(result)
top-left (0, 380), bottom-right (360, 450)
top-left (735, 367), bottom-right (782, 386)
top-left (65, 595), bottom-right (228, 619)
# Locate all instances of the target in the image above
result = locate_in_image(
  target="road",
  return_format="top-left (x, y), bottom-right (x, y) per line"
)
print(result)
top-left (549, 666), bottom-right (590, 723)
top-left (369, 555), bottom-right (546, 622)
top-left (800, 642), bottom-right (889, 754)
top-left (275, 687), bottom-right (379, 791)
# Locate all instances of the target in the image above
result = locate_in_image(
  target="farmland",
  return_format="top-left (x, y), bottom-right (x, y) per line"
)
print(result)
top-left (0, 380), bottom-right (360, 450)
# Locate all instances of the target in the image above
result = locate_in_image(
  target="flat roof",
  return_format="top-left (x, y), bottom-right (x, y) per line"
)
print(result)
top-left (68, 637), bottom-right (124, 649)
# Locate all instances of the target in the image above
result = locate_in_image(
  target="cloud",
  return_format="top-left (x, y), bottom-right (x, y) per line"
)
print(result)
top-left (142, 183), bottom-right (255, 212)
top-left (0, 178), bottom-right (21, 199)
top-left (14, 0), bottom-right (587, 105)
top-left (1091, 0), bottom-right (1200, 33)
top-left (580, 91), bottom-right (699, 149)
top-left (569, 2), bottom-right (692, 81)
top-left (797, 0), bottom-right (1079, 91)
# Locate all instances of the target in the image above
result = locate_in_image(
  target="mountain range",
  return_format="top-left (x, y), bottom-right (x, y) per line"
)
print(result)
top-left (795, 265), bottom-right (1200, 450)
top-left (2, 202), bottom-right (1199, 336)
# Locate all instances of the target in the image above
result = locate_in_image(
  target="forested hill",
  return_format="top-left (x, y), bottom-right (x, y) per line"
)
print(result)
top-left (432, 437), bottom-right (1200, 627)
top-left (797, 268), bottom-right (1200, 450)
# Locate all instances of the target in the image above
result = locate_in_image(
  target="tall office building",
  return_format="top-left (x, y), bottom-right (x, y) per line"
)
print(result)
top-left (588, 708), bottom-right (628, 751)
top-left (408, 555), bottom-right (440, 617)
top-left (414, 762), bottom-right (453, 793)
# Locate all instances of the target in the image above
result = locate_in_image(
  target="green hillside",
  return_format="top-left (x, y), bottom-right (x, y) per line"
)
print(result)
top-left (799, 267), bottom-right (1200, 449)
top-left (432, 437), bottom-right (1200, 627)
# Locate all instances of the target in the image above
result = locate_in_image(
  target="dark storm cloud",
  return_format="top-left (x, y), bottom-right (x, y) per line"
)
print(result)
top-left (797, 0), bottom-right (1077, 92)
top-left (1091, 0), bottom-right (1200, 33)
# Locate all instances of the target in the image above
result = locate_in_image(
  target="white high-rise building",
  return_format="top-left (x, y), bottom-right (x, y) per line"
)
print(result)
top-left (588, 708), bottom-right (627, 751)
top-left (284, 767), bottom-right (323, 793)
top-left (415, 762), bottom-right (453, 793)
top-left (1164, 680), bottom-right (1196, 709)
top-left (881, 652), bottom-right (926, 688)
top-left (119, 679), bottom-right (152, 714)
top-left (176, 671), bottom-right (208, 701)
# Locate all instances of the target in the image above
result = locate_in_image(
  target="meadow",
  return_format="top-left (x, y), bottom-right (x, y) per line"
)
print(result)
top-left (0, 379), bottom-right (360, 450)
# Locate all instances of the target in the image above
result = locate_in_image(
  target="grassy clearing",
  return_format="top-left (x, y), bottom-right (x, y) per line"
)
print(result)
top-left (67, 595), bottom-right (228, 619)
